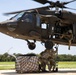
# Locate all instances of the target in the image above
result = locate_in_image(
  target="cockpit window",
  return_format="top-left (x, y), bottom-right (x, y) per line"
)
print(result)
top-left (22, 13), bottom-right (33, 23)
top-left (10, 12), bottom-right (25, 20)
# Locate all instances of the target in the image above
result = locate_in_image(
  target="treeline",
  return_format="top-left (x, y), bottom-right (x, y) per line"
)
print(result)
top-left (57, 54), bottom-right (76, 61)
top-left (0, 53), bottom-right (15, 62)
top-left (0, 53), bottom-right (76, 62)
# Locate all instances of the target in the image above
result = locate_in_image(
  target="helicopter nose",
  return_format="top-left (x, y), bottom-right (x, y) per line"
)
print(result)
top-left (0, 22), bottom-right (7, 27)
top-left (0, 23), bottom-right (1, 26)
top-left (0, 23), bottom-right (7, 33)
top-left (0, 22), bottom-right (2, 25)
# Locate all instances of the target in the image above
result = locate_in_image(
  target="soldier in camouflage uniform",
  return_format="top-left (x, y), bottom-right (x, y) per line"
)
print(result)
top-left (39, 47), bottom-right (58, 72)
top-left (39, 49), bottom-right (51, 72)
top-left (49, 47), bottom-right (58, 71)
top-left (60, 29), bottom-right (73, 50)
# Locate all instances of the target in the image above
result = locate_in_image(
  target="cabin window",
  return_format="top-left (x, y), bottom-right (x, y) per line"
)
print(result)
top-left (41, 23), bottom-right (47, 29)
top-left (22, 13), bottom-right (33, 23)
top-left (36, 14), bottom-right (40, 27)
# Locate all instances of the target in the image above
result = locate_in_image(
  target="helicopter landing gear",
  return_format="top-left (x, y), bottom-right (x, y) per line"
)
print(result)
top-left (26, 40), bottom-right (36, 50)
top-left (45, 40), bottom-right (54, 49)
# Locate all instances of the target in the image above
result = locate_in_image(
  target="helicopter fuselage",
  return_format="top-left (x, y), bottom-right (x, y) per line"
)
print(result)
top-left (0, 10), bottom-right (76, 48)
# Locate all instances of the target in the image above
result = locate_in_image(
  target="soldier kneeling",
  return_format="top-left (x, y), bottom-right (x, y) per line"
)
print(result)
top-left (39, 48), bottom-right (57, 72)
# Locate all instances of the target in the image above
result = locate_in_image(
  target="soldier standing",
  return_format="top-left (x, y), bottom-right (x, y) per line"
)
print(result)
top-left (49, 47), bottom-right (58, 71)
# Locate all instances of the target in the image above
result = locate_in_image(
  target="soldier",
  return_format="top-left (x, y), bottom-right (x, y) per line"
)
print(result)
top-left (39, 49), bottom-right (52, 72)
top-left (39, 47), bottom-right (58, 72)
top-left (49, 47), bottom-right (58, 71)
top-left (60, 29), bottom-right (73, 50)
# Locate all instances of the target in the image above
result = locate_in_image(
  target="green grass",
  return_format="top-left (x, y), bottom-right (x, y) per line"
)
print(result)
top-left (0, 66), bottom-right (15, 70)
top-left (0, 62), bottom-right (15, 65)
top-left (58, 61), bottom-right (76, 68)
top-left (0, 62), bottom-right (15, 70)
top-left (0, 61), bottom-right (76, 70)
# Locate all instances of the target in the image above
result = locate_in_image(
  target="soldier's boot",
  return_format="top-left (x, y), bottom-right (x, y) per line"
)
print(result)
top-left (39, 64), bottom-right (41, 72)
top-left (48, 64), bottom-right (52, 72)
top-left (41, 64), bottom-right (46, 72)
top-left (47, 63), bottom-right (52, 72)
top-left (55, 67), bottom-right (58, 72)
top-left (52, 65), bottom-right (56, 72)
top-left (68, 40), bottom-right (71, 50)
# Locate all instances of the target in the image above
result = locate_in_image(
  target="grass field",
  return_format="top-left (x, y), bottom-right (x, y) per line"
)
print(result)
top-left (58, 61), bottom-right (76, 68)
top-left (0, 62), bottom-right (15, 70)
top-left (0, 61), bottom-right (76, 70)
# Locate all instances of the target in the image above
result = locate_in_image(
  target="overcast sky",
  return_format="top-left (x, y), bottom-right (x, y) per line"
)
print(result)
top-left (0, 0), bottom-right (76, 55)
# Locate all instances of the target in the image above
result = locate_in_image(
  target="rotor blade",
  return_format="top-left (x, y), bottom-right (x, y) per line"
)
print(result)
top-left (66, 7), bottom-right (76, 10)
top-left (4, 6), bottom-right (50, 15)
top-left (4, 10), bottom-right (28, 15)
top-left (33, 0), bottom-right (55, 5)
top-left (33, 0), bottom-right (49, 4)
top-left (64, 6), bottom-right (76, 10)
top-left (63, 0), bottom-right (76, 5)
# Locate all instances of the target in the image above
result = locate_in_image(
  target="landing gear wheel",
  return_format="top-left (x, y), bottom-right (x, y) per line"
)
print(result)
top-left (45, 40), bottom-right (54, 49)
top-left (28, 43), bottom-right (36, 50)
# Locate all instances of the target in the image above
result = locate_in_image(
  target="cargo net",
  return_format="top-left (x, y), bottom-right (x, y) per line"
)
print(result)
top-left (15, 54), bottom-right (39, 73)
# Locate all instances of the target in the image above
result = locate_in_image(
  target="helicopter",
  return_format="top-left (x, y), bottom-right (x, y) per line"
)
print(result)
top-left (0, 0), bottom-right (76, 50)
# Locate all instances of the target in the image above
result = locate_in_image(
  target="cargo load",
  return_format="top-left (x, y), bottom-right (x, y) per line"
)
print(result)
top-left (15, 54), bottom-right (39, 73)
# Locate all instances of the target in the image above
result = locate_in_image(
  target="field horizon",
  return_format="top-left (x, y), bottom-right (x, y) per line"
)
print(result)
top-left (0, 61), bottom-right (76, 70)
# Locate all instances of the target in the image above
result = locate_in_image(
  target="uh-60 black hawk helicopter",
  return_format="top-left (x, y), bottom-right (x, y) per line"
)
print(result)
top-left (0, 0), bottom-right (76, 50)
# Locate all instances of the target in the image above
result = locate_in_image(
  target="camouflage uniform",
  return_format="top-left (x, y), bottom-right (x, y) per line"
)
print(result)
top-left (39, 49), bottom-right (51, 72)
top-left (49, 48), bottom-right (58, 71)
top-left (39, 48), bottom-right (57, 72)
top-left (60, 30), bottom-right (73, 50)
